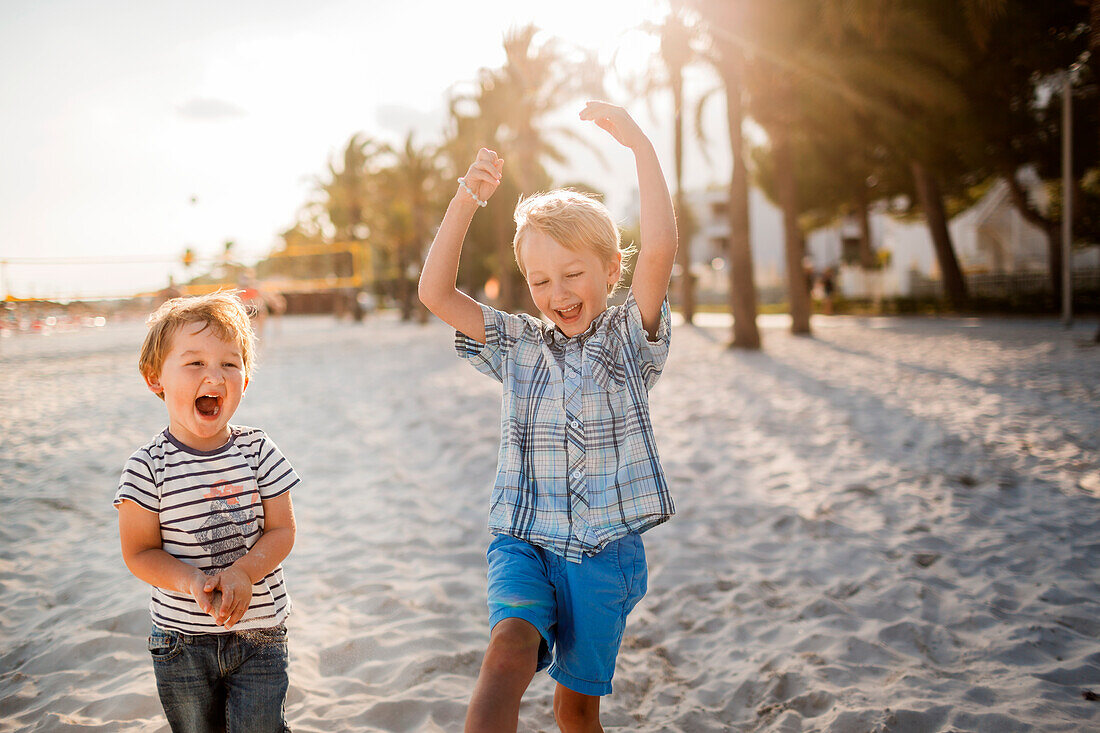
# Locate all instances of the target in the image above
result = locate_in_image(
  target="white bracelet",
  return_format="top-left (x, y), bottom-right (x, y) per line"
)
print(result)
top-left (457, 177), bottom-right (487, 208)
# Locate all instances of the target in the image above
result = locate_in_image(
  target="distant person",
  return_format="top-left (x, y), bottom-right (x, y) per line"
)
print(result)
top-left (262, 288), bottom-right (287, 336)
top-left (419, 101), bottom-right (678, 733)
top-left (114, 292), bottom-right (299, 732)
top-left (822, 266), bottom-right (836, 315)
top-left (356, 290), bottom-right (377, 317)
top-left (239, 274), bottom-right (268, 336)
top-left (803, 257), bottom-right (816, 299)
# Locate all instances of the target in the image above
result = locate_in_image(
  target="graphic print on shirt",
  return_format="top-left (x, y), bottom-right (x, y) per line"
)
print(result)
top-left (196, 481), bottom-right (257, 569)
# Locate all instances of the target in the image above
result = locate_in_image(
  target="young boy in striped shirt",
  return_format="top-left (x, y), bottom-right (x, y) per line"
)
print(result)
top-left (115, 291), bottom-right (298, 732)
top-left (419, 101), bottom-right (677, 732)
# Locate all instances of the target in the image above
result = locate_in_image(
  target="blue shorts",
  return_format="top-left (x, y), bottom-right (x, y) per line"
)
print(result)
top-left (486, 533), bottom-right (648, 696)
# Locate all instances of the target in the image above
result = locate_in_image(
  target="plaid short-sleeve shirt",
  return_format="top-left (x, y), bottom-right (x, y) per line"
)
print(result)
top-left (456, 290), bottom-right (674, 562)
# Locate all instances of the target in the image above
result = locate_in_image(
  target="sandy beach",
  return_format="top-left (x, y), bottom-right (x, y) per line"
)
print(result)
top-left (2, 311), bottom-right (1099, 732)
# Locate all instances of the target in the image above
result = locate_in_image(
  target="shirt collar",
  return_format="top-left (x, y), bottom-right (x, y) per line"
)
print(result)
top-left (543, 306), bottom-right (612, 347)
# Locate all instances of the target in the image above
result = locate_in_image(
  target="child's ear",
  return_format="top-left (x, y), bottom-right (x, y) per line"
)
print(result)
top-left (243, 376), bottom-right (250, 393)
top-left (606, 253), bottom-right (622, 287)
top-left (144, 372), bottom-right (164, 398)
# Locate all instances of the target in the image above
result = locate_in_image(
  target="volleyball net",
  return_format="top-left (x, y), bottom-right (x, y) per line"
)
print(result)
top-left (1, 242), bottom-right (377, 303)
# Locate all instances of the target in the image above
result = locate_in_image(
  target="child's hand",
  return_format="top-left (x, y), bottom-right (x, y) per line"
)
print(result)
top-left (203, 567), bottom-right (254, 629)
top-left (580, 101), bottom-right (648, 151)
top-left (459, 148), bottom-right (504, 205)
top-left (186, 570), bottom-right (218, 616)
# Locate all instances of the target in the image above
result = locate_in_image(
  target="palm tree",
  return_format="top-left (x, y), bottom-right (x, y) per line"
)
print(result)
top-left (376, 133), bottom-right (443, 321)
top-left (692, 0), bottom-right (761, 348)
top-left (634, 4), bottom-right (700, 323)
top-left (755, 109), bottom-right (881, 272)
top-left (1091, 0), bottom-right (1100, 157)
top-left (941, 0), bottom-right (1093, 305)
top-left (696, 0), bottom-right (975, 326)
top-left (320, 133), bottom-right (385, 241)
top-left (718, 0), bottom-right (817, 334)
top-left (315, 133), bottom-right (386, 316)
top-left (694, 0), bottom-right (816, 336)
top-left (445, 25), bottom-right (604, 312)
top-left (755, 72), bottom-right (815, 334)
top-left (822, 1), bottom-right (994, 309)
top-left (911, 161), bottom-right (968, 307)
top-left (1083, 0), bottom-right (1099, 345)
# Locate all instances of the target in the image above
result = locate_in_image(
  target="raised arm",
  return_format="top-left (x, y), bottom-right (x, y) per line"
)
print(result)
top-left (418, 148), bottom-right (504, 344)
top-left (580, 101), bottom-right (677, 338)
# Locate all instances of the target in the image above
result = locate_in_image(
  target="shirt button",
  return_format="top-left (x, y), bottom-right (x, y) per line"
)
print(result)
top-left (572, 469), bottom-right (583, 480)
top-left (570, 419), bottom-right (581, 429)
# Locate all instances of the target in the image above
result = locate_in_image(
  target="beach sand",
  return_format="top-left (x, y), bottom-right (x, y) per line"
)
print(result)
top-left (2, 311), bottom-right (1099, 732)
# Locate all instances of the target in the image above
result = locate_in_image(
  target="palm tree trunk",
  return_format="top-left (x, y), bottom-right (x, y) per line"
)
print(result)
top-left (672, 75), bottom-right (695, 325)
top-left (511, 133), bottom-right (543, 314)
top-left (911, 160), bottom-right (967, 307)
top-left (721, 57), bottom-right (761, 350)
top-left (772, 124), bottom-right (812, 335)
top-left (397, 237), bottom-right (413, 321)
top-left (412, 195), bottom-right (430, 323)
top-left (1092, 0), bottom-right (1100, 155)
top-left (1004, 170), bottom-right (1063, 304)
top-left (494, 214), bottom-right (515, 310)
top-left (1090, 0), bottom-right (1099, 341)
top-left (855, 185), bottom-right (875, 269)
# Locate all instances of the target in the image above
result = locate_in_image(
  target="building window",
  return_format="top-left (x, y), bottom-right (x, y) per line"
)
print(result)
top-left (841, 236), bottom-right (861, 265)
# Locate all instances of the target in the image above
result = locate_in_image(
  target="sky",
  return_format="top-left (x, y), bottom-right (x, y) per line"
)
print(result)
top-left (0, 0), bottom-right (733, 300)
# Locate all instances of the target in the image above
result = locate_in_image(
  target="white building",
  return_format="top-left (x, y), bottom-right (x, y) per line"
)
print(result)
top-left (670, 177), bottom-right (1099, 301)
top-left (655, 187), bottom-right (787, 302)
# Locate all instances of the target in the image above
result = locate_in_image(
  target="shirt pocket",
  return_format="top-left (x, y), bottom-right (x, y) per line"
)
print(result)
top-left (586, 331), bottom-right (626, 393)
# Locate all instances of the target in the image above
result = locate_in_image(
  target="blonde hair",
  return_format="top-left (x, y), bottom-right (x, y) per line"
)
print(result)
top-left (513, 189), bottom-right (637, 296)
top-left (139, 291), bottom-right (257, 394)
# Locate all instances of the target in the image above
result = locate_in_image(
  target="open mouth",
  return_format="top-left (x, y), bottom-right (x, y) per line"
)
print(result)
top-left (556, 303), bottom-right (582, 322)
top-left (195, 394), bottom-right (222, 418)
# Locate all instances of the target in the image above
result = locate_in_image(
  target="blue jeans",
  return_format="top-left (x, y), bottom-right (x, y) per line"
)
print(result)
top-left (148, 624), bottom-right (290, 733)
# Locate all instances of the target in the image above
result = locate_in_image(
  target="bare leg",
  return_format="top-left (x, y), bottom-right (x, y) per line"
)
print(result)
top-left (553, 684), bottom-right (602, 733)
top-left (465, 618), bottom-right (543, 733)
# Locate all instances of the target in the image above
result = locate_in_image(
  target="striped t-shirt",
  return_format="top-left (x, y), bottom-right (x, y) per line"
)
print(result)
top-left (114, 425), bottom-right (299, 634)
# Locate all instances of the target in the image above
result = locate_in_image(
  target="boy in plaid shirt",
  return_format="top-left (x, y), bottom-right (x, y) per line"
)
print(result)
top-left (419, 101), bottom-right (677, 733)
